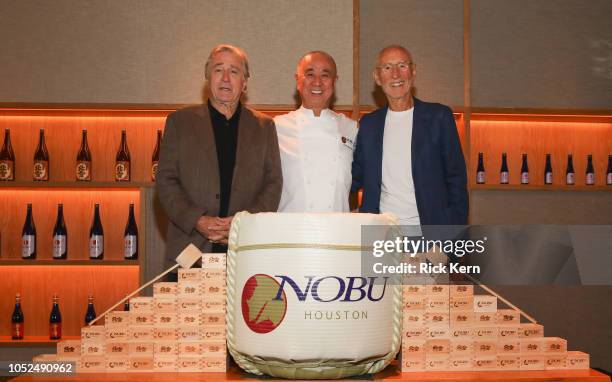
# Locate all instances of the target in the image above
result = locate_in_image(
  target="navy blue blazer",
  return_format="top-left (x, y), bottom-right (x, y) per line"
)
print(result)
top-left (351, 98), bottom-right (468, 225)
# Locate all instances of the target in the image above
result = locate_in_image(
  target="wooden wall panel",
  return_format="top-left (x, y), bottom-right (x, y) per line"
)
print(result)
top-left (0, 265), bottom-right (139, 337)
top-left (0, 189), bottom-right (140, 260)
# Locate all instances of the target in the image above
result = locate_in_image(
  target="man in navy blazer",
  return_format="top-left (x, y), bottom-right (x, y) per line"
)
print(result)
top-left (352, 45), bottom-right (468, 225)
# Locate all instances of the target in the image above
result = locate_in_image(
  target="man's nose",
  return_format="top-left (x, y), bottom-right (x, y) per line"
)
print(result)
top-left (222, 69), bottom-right (230, 82)
top-left (391, 65), bottom-right (400, 78)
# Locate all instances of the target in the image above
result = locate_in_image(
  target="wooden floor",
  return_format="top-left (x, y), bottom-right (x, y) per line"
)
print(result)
top-left (9, 364), bottom-right (611, 382)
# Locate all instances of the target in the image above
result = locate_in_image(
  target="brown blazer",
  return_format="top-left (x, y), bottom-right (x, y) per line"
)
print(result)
top-left (156, 104), bottom-right (282, 266)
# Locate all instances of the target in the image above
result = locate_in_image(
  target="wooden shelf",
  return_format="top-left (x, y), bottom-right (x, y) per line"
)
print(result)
top-left (0, 260), bottom-right (139, 266)
top-left (471, 184), bottom-right (612, 191)
top-left (7, 363), bottom-right (610, 381)
top-left (0, 181), bottom-right (153, 189)
top-left (0, 335), bottom-right (79, 347)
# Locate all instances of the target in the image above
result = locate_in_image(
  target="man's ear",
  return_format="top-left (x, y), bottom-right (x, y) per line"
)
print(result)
top-left (373, 69), bottom-right (381, 86)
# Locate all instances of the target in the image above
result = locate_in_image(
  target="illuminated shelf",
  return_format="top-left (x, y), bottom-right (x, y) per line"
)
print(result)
top-left (470, 184), bottom-right (612, 191)
top-left (0, 260), bottom-right (139, 266)
top-left (0, 336), bottom-right (80, 347)
top-left (0, 181), bottom-right (153, 189)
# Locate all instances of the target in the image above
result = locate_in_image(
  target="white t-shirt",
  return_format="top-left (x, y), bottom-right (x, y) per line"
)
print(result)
top-left (380, 108), bottom-right (420, 225)
top-left (274, 107), bottom-right (357, 212)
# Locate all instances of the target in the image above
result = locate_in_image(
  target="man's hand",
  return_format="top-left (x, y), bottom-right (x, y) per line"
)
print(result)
top-left (195, 215), bottom-right (234, 244)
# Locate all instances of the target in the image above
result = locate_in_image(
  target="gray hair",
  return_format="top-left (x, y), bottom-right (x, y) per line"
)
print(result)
top-left (376, 44), bottom-right (414, 66)
top-left (204, 44), bottom-right (250, 80)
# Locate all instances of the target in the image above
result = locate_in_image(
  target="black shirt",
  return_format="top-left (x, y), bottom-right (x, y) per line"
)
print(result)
top-left (207, 101), bottom-right (240, 252)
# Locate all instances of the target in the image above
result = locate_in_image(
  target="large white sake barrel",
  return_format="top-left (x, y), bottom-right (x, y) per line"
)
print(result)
top-left (226, 212), bottom-right (402, 379)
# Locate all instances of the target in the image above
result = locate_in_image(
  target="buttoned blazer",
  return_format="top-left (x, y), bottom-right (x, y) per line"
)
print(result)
top-left (351, 97), bottom-right (468, 225)
top-left (156, 104), bottom-right (282, 266)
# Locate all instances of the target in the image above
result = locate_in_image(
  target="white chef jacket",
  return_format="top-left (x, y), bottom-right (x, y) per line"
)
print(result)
top-left (274, 106), bottom-right (357, 212)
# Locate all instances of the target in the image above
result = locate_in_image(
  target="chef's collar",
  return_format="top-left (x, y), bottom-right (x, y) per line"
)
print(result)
top-left (297, 105), bottom-right (334, 119)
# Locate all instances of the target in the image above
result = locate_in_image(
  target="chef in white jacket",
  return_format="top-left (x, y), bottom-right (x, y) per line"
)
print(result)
top-left (275, 51), bottom-right (357, 212)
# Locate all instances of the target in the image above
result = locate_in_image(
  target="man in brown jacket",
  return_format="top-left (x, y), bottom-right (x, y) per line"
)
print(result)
top-left (156, 44), bottom-right (282, 267)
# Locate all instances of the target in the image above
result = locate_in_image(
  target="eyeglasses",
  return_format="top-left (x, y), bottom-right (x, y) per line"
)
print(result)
top-left (377, 62), bottom-right (413, 73)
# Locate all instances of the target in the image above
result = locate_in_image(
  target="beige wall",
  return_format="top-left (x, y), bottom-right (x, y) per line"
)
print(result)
top-left (0, 0), bottom-right (353, 106)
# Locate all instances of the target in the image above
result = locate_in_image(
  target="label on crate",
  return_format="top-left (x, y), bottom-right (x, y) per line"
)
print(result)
top-left (0, 160), bottom-right (14, 180)
top-left (130, 297), bottom-right (154, 312)
top-left (156, 313), bottom-right (178, 326)
top-left (202, 327), bottom-right (226, 341)
top-left (403, 312), bottom-right (425, 326)
top-left (426, 285), bottom-right (449, 296)
top-left (546, 354), bottom-right (567, 370)
top-left (425, 356), bottom-right (449, 371)
top-left (202, 358), bottom-right (226, 372)
top-left (520, 323), bottom-right (544, 338)
top-left (202, 253), bottom-right (226, 269)
top-left (426, 312), bottom-right (449, 326)
top-left (475, 312), bottom-right (495, 324)
top-left (89, 235), bottom-right (103, 258)
top-left (33, 160), bottom-right (48, 180)
top-left (426, 297), bottom-right (449, 312)
top-left (154, 327), bottom-right (177, 341)
top-left (129, 357), bottom-right (154, 371)
top-left (106, 358), bottom-right (129, 371)
top-left (76, 161), bottom-right (91, 181)
top-left (81, 325), bottom-right (105, 341)
top-left (404, 327), bottom-right (426, 339)
top-left (124, 234), bottom-right (137, 259)
top-left (449, 357), bottom-right (472, 370)
top-left (450, 297), bottom-right (473, 311)
top-left (521, 355), bottom-right (546, 370)
top-left (57, 340), bottom-right (81, 356)
top-left (544, 337), bottom-right (567, 353)
top-left (154, 357), bottom-right (177, 371)
top-left (497, 355), bottom-right (521, 370)
top-left (155, 342), bottom-right (178, 356)
top-left (154, 282), bottom-right (178, 296)
top-left (79, 356), bottom-right (106, 372)
top-left (425, 339), bottom-right (450, 355)
top-left (202, 342), bottom-right (226, 357)
top-left (474, 327), bottom-right (497, 340)
top-left (473, 295), bottom-right (497, 312)
top-left (203, 269), bottom-right (226, 281)
top-left (177, 298), bottom-right (201, 312)
top-left (450, 340), bottom-right (472, 355)
top-left (115, 161), bottom-right (130, 181)
top-left (129, 342), bottom-right (154, 356)
top-left (130, 326), bottom-right (154, 341)
top-left (52, 235), bottom-right (67, 258)
top-left (450, 312), bottom-right (473, 326)
top-left (178, 328), bottom-right (202, 341)
top-left (177, 357), bottom-right (201, 372)
top-left (203, 284), bottom-right (226, 295)
top-left (178, 313), bottom-right (201, 327)
top-left (81, 343), bottom-right (105, 356)
top-left (106, 327), bottom-right (130, 341)
top-left (498, 339), bottom-right (521, 354)
top-left (498, 327), bottom-right (520, 338)
top-left (202, 312), bottom-right (225, 326)
top-left (130, 312), bottom-right (155, 326)
top-left (473, 357), bottom-right (496, 370)
top-left (179, 342), bottom-right (202, 356)
top-left (21, 235), bottom-right (35, 258)
top-left (402, 340), bottom-right (425, 356)
top-left (106, 311), bottom-right (129, 327)
top-left (106, 342), bottom-right (128, 356)
top-left (178, 282), bottom-right (201, 296)
top-left (403, 296), bottom-right (425, 311)
top-left (450, 284), bottom-right (473, 297)
top-left (403, 285), bottom-right (426, 296)
top-left (402, 356), bottom-right (425, 372)
top-left (154, 298), bottom-right (177, 312)
top-left (451, 328), bottom-right (473, 339)
top-left (203, 299), bottom-right (225, 312)
top-left (520, 338), bottom-right (543, 353)
top-left (427, 328), bottom-right (450, 339)
top-left (474, 340), bottom-right (496, 356)
top-left (497, 309), bottom-right (520, 325)
top-left (178, 268), bottom-right (202, 282)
